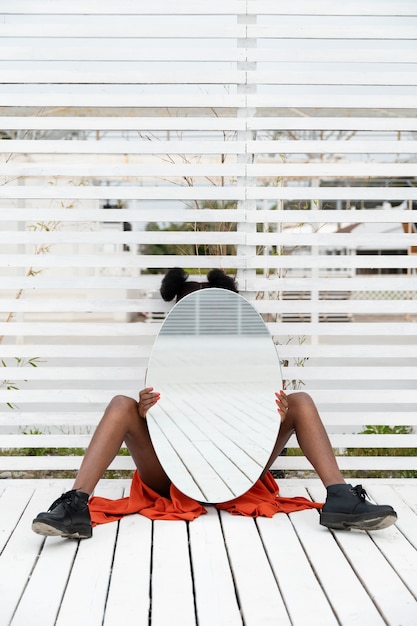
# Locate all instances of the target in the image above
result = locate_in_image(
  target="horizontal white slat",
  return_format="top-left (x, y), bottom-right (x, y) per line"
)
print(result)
top-left (1, 455), bottom-right (415, 472)
top-left (0, 93), bottom-right (247, 107)
top-left (2, 116), bottom-right (417, 133)
top-left (2, 92), bottom-right (416, 109)
top-left (0, 456), bottom-right (135, 471)
top-left (2, 0), bottom-right (415, 16)
top-left (0, 116), bottom-right (245, 131)
top-left (247, 48), bottom-right (417, 63)
top-left (1, 275), bottom-right (414, 291)
top-left (2, 343), bottom-right (416, 361)
top-left (0, 345), bottom-right (151, 358)
top-left (2, 411), bottom-right (416, 428)
top-left (0, 208), bottom-right (246, 223)
top-left (1, 367), bottom-right (145, 381)
top-left (269, 323), bottom-right (417, 336)
top-left (2, 162), bottom-right (417, 179)
top-left (0, 163), bottom-right (245, 178)
top-left (248, 71), bottom-right (417, 87)
top-left (248, 1), bottom-right (417, 16)
top-left (1, 255), bottom-right (416, 271)
top-left (257, 299), bottom-right (417, 314)
top-left (3, 230), bottom-right (415, 248)
top-left (6, 44), bottom-right (415, 64)
top-left (2, 433), bottom-right (416, 450)
top-left (1, 322), bottom-right (416, 338)
top-left (2, 18), bottom-right (412, 41)
top-left (249, 163), bottom-right (417, 177)
top-left (0, 322), bottom-right (160, 337)
top-left (0, 140), bottom-right (246, 155)
top-left (0, 412), bottom-right (104, 426)
top-left (0, 24), bottom-right (245, 38)
top-left (0, 231), bottom-right (245, 244)
top-left (247, 118), bottom-right (417, 131)
top-left (0, 435), bottom-right (97, 447)
top-left (0, 70), bottom-right (245, 85)
top-left (3, 140), bottom-right (417, 155)
top-left (0, 46), bottom-right (246, 62)
top-left (247, 232), bottom-right (416, 246)
top-left (273, 344), bottom-right (417, 359)
top-left (331, 434), bottom-right (417, 447)
top-left (2, 365), bottom-right (415, 382)
top-left (249, 140), bottom-right (417, 154)
top-left (1, 186), bottom-right (417, 202)
top-left (0, 1), bottom-right (246, 14)
top-left (4, 69), bottom-right (417, 88)
top-left (0, 298), bottom-right (172, 312)
top-left (248, 23), bottom-right (417, 40)
top-left (283, 367), bottom-right (417, 381)
top-left (273, 457), bottom-right (417, 471)
top-left (0, 208), bottom-right (415, 225)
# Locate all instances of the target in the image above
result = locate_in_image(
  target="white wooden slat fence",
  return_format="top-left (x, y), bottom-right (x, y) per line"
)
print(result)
top-left (0, 0), bottom-right (416, 479)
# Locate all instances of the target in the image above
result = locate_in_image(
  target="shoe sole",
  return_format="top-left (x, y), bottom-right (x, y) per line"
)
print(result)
top-left (32, 520), bottom-right (92, 539)
top-left (320, 512), bottom-right (397, 531)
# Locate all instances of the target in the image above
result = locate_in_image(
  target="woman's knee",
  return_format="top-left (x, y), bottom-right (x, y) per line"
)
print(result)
top-left (287, 391), bottom-right (317, 412)
top-left (107, 394), bottom-right (138, 415)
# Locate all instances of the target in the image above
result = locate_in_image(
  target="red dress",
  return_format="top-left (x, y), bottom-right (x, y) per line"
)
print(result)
top-left (88, 470), bottom-right (322, 525)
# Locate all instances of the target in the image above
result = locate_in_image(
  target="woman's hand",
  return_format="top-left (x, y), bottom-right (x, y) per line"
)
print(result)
top-left (138, 387), bottom-right (160, 419)
top-left (275, 390), bottom-right (289, 423)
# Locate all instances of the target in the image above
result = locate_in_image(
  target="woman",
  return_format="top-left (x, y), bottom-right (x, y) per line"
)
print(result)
top-left (32, 268), bottom-right (397, 539)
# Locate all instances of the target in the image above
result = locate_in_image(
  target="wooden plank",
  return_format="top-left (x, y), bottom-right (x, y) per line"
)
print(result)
top-left (0, 485), bottom-right (35, 552)
top-left (0, 293), bottom-right (416, 313)
top-left (5, 253), bottom-right (417, 272)
top-left (248, 71), bottom-right (417, 87)
top-left (11, 506), bottom-right (80, 626)
top-left (0, 484), bottom-right (71, 626)
top-left (54, 484), bottom-right (123, 626)
top-left (249, 23), bottom-right (417, 40)
top-left (0, 116), bottom-right (245, 130)
top-left (103, 513), bottom-right (152, 626)
top-left (282, 485), bottom-right (386, 625)
top-left (3, 409), bottom-right (415, 430)
top-left (248, 48), bottom-right (417, 62)
top-left (308, 484), bottom-right (417, 625)
top-left (0, 24), bottom-right (246, 38)
top-left (248, 1), bottom-right (417, 16)
top-left (0, 92), bottom-right (247, 108)
top-left (0, 207), bottom-right (416, 224)
top-left (3, 139), bottom-right (417, 155)
top-left (247, 118), bottom-right (417, 131)
top-left (0, 0), bottom-right (247, 14)
top-left (256, 514), bottom-right (338, 625)
top-left (219, 512), bottom-right (291, 625)
top-left (367, 484), bottom-right (417, 551)
top-left (0, 70), bottom-right (245, 85)
top-left (188, 508), bottom-right (242, 626)
top-left (0, 46), bottom-right (245, 61)
top-left (151, 521), bottom-right (196, 626)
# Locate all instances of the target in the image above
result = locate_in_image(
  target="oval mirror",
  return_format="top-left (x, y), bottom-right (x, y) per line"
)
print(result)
top-left (145, 288), bottom-right (281, 503)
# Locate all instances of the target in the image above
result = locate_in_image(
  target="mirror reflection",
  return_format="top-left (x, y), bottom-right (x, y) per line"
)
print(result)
top-left (146, 288), bottom-right (281, 504)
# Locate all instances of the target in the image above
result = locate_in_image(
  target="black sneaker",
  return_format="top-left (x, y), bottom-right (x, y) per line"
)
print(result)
top-left (320, 483), bottom-right (397, 531)
top-left (32, 490), bottom-right (92, 539)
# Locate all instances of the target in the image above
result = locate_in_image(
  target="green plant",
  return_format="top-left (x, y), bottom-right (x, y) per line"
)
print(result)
top-left (341, 424), bottom-right (417, 478)
top-left (1, 357), bottom-right (43, 409)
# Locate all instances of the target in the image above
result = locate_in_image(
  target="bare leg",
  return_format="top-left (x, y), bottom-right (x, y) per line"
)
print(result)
top-left (73, 394), bottom-right (171, 497)
top-left (263, 391), bottom-right (345, 487)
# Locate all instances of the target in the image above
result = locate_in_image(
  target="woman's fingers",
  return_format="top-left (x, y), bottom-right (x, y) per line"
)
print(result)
top-left (275, 390), bottom-right (289, 422)
top-left (138, 387), bottom-right (160, 418)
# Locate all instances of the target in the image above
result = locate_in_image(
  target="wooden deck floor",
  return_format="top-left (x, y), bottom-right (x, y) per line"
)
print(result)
top-left (1, 478), bottom-right (417, 626)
